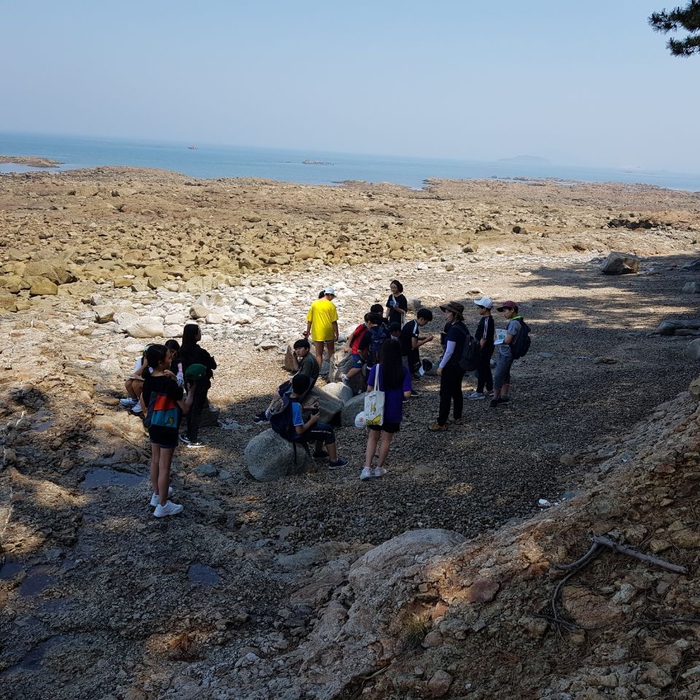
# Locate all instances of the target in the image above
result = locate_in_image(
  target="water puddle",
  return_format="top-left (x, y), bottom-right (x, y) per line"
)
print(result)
top-left (81, 468), bottom-right (144, 489)
top-left (188, 563), bottom-right (220, 587)
top-left (0, 560), bottom-right (25, 580)
top-left (19, 566), bottom-right (56, 597)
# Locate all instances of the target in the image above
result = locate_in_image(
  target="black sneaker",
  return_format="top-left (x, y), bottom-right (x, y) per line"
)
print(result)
top-left (410, 390), bottom-right (421, 397)
top-left (253, 412), bottom-right (268, 424)
top-left (179, 434), bottom-right (191, 445)
top-left (489, 399), bottom-right (499, 409)
top-left (328, 458), bottom-right (349, 469)
top-left (497, 396), bottom-right (510, 405)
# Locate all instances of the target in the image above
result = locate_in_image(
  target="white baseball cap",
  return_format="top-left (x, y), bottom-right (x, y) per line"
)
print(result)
top-left (474, 296), bottom-right (494, 309)
top-left (324, 286), bottom-right (336, 296)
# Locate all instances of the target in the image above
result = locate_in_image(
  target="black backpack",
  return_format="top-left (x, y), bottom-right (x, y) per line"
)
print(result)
top-left (367, 325), bottom-right (389, 366)
top-left (457, 325), bottom-right (481, 372)
top-left (511, 318), bottom-right (531, 359)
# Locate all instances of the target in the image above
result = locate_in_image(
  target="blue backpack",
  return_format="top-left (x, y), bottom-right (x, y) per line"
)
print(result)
top-left (267, 394), bottom-right (298, 442)
top-left (511, 318), bottom-right (531, 359)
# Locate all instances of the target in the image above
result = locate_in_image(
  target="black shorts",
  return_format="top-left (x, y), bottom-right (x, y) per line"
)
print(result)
top-left (149, 425), bottom-right (178, 449)
top-left (369, 422), bottom-right (400, 434)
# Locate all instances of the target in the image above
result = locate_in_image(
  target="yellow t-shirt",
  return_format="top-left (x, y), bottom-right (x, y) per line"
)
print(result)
top-left (307, 298), bottom-right (338, 342)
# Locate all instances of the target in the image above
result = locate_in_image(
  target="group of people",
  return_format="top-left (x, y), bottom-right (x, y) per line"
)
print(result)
top-left (122, 281), bottom-right (528, 516)
top-left (119, 323), bottom-right (216, 517)
top-left (299, 281), bottom-right (529, 480)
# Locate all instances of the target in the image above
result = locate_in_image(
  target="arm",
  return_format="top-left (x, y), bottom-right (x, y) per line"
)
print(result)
top-left (414, 334), bottom-right (433, 348)
top-left (332, 321), bottom-right (339, 342)
top-left (439, 340), bottom-right (457, 369)
top-left (303, 320), bottom-right (311, 337)
top-left (295, 411), bottom-right (320, 434)
top-left (176, 383), bottom-right (197, 414)
top-left (344, 330), bottom-right (356, 353)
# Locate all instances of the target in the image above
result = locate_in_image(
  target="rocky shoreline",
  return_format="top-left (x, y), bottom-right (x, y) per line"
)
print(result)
top-left (1, 168), bottom-right (700, 698)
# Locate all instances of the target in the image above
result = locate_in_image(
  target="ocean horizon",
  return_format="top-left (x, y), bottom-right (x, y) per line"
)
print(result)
top-left (2, 131), bottom-right (700, 192)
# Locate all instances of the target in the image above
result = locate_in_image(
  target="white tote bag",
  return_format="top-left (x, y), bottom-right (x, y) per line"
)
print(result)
top-left (363, 365), bottom-right (385, 427)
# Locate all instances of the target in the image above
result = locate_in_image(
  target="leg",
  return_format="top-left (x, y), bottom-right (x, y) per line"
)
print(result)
top-left (150, 444), bottom-right (161, 495)
top-left (186, 388), bottom-right (208, 442)
top-left (437, 370), bottom-right (452, 426)
top-left (325, 340), bottom-right (335, 360)
top-left (376, 431), bottom-right (394, 468)
top-left (313, 341), bottom-right (325, 370)
top-left (452, 369), bottom-right (465, 421)
top-left (125, 378), bottom-right (138, 400)
top-left (364, 428), bottom-right (381, 466)
top-left (157, 447), bottom-right (175, 506)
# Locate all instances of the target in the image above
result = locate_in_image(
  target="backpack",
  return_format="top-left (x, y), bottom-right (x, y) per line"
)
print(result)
top-left (367, 325), bottom-right (389, 366)
top-left (511, 318), bottom-right (531, 359)
top-left (457, 325), bottom-right (481, 372)
top-left (267, 394), bottom-right (298, 442)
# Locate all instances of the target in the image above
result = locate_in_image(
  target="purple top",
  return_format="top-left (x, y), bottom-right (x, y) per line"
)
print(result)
top-left (367, 365), bottom-right (411, 424)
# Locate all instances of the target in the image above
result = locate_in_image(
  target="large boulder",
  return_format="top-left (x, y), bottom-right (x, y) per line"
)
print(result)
top-left (656, 319), bottom-right (700, 336)
top-left (24, 260), bottom-right (76, 285)
top-left (28, 277), bottom-right (58, 296)
top-left (284, 342), bottom-right (300, 372)
top-left (340, 393), bottom-right (366, 427)
top-left (124, 318), bottom-right (165, 339)
top-left (307, 385), bottom-right (346, 424)
top-left (245, 429), bottom-right (314, 481)
top-left (318, 381), bottom-right (353, 403)
top-left (600, 252), bottom-right (640, 275)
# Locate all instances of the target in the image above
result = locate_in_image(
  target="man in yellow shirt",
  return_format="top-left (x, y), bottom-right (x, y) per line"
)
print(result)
top-left (304, 287), bottom-right (339, 372)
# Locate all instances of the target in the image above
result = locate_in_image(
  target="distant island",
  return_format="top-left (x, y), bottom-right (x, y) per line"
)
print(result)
top-left (0, 155), bottom-right (62, 168)
top-left (497, 155), bottom-right (550, 165)
top-left (302, 159), bottom-right (333, 166)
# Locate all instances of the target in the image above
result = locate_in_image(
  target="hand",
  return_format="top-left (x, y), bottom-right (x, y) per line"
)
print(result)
top-left (437, 367), bottom-right (443, 377)
top-left (302, 330), bottom-right (309, 337)
top-left (426, 334), bottom-right (434, 342)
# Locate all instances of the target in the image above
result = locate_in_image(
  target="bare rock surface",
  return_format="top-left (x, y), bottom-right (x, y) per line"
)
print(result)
top-left (1, 168), bottom-right (700, 698)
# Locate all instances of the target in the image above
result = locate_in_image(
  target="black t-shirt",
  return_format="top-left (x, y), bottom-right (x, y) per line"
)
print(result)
top-left (386, 293), bottom-right (408, 326)
top-left (476, 316), bottom-right (495, 349)
top-left (399, 320), bottom-right (419, 357)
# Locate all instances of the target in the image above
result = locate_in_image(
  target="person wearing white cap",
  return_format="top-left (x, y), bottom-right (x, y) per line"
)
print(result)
top-left (303, 287), bottom-right (339, 372)
top-left (467, 297), bottom-right (495, 400)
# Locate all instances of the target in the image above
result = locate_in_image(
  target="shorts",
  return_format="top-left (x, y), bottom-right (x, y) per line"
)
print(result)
top-left (148, 425), bottom-right (178, 450)
top-left (369, 422), bottom-right (400, 434)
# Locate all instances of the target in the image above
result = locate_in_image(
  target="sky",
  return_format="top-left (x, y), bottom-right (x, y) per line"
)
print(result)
top-left (3, 0), bottom-right (699, 171)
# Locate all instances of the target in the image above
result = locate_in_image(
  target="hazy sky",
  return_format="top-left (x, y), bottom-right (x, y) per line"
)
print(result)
top-left (4, 0), bottom-right (699, 171)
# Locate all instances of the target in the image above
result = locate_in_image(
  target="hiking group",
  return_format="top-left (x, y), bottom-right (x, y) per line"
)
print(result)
top-left (259, 282), bottom-right (531, 482)
top-left (118, 283), bottom-right (530, 516)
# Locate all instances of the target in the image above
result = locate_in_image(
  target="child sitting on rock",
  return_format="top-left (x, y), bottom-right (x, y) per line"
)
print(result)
top-left (120, 344), bottom-right (152, 415)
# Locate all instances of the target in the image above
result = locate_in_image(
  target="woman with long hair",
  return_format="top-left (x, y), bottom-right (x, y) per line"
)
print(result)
top-left (385, 279), bottom-right (408, 327)
top-left (360, 338), bottom-right (411, 480)
top-left (179, 323), bottom-right (217, 448)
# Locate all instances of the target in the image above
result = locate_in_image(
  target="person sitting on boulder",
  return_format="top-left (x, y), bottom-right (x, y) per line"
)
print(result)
top-left (342, 313), bottom-right (383, 393)
top-left (120, 344), bottom-right (152, 415)
top-left (289, 374), bottom-right (348, 469)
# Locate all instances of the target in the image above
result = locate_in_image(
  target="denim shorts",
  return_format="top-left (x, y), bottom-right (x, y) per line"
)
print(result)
top-left (493, 353), bottom-right (514, 390)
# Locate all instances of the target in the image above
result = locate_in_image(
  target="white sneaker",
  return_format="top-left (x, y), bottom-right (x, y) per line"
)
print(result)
top-left (131, 403), bottom-right (142, 414)
top-left (150, 486), bottom-right (174, 507)
top-left (467, 392), bottom-right (485, 400)
top-left (359, 466), bottom-right (372, 480)
top-left (372, 467), bottom-right (387, 478)
top-left (120, 397), bottom-right (137, 407)
top-left (341, 374), bottom-right (350, 385)
top-left (154, 500), bottom-right (183, 518)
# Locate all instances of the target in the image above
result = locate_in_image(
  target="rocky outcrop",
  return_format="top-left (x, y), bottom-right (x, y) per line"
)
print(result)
top-left (244, 428), bottom-right (314, 481)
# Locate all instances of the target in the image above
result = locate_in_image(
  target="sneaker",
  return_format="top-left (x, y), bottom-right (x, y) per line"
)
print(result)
top-left (313, 450), bottom-right (329, 460)
top-left (429, 421), bottom-right (447, 431)
top-left (179, 434), bottom-right (191, 445)
top-left (120, 397), bottom-right (137, 407)
top-left (186, 440), bottom-right (204, 449)
top-left (490, 399), bottom-right (499, 409)
top-left (467, 391), bottom-right (485, 400)
top-left (410, 390), bottom-right (421, 397)
top-left (498, 396), bottom-right (510, 405)
top-left (340, 373), bottom-right (350, 385)
top-left (131, 403), bottom-right (142, 414)
top-left (328, 458), bottom-right (349, 469)
top-left (253, 412), bottom-right (268, 425)
top-left (154, 500), bottom-right (183, 518)
top-left (359, 466), bottom-right (372, 480)
top-left (372, 467), bottom-right (387, 478)
top-left (452, 418), bottom-right (463, 426)
top-left (150, 486), bottom-right (174, 507)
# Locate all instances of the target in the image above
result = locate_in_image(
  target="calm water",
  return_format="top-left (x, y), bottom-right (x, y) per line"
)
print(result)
top-left (2, 132), bottom-right (700, 192)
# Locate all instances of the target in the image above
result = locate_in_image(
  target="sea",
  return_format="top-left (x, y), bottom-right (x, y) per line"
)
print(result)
top-left (2, 132), bottom-right (700, 192)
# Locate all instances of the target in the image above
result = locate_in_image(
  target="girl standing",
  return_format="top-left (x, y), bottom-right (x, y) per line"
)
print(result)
top-left (142, 344), bottom-right (195, 517)
top-left (385, 280), bottom-right (408, 327)
top-left (179, 324), bottom-right (217, 448)
top-left (430, 301), bottom-right (468, 431)
top-left (360, 339), bottom-right (411, 480)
